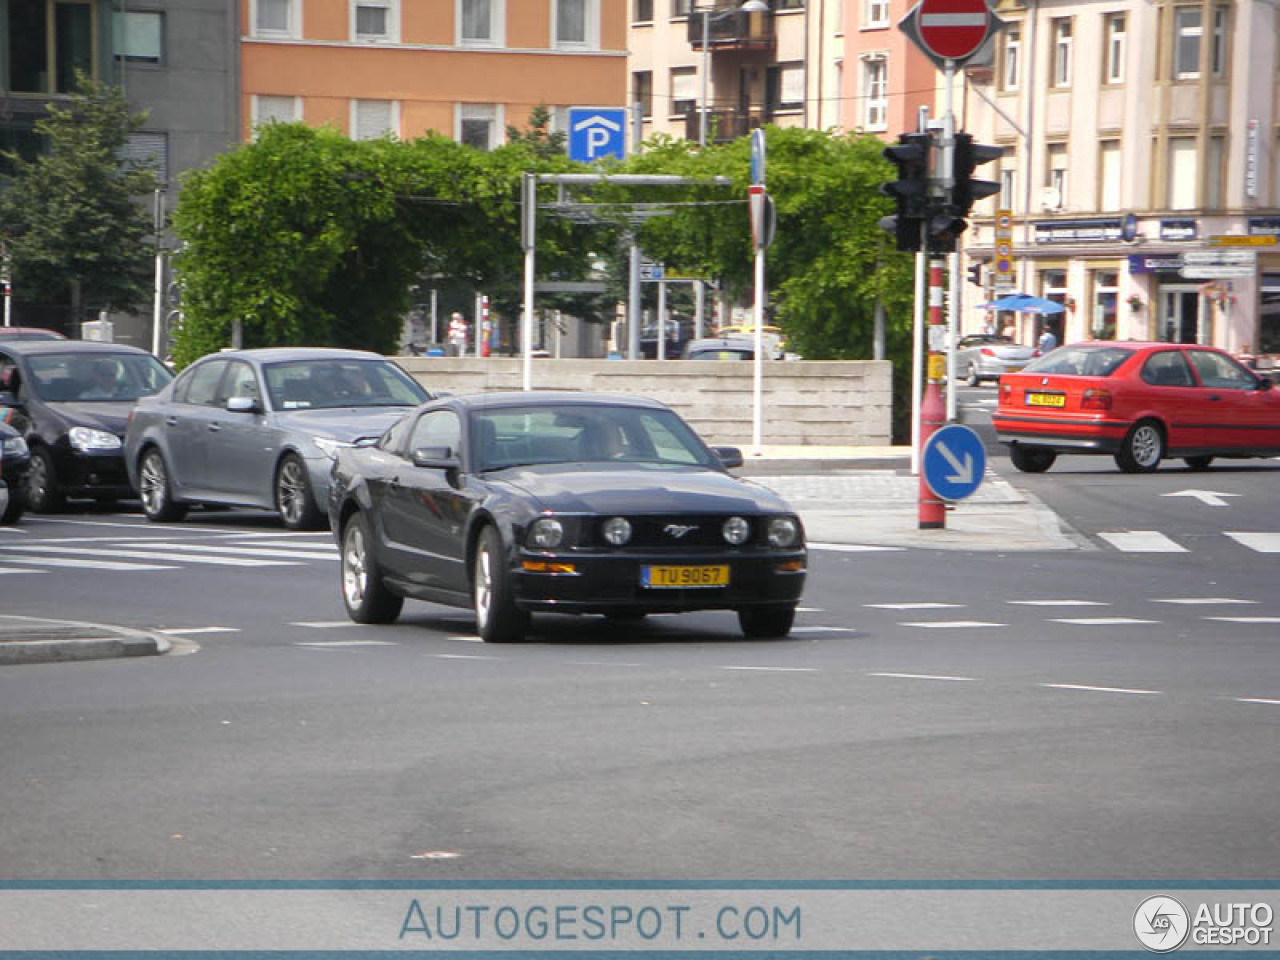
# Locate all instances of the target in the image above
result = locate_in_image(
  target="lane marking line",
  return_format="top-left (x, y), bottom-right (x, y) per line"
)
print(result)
top-left (720, 665), bottom-right (818, 673)
top-left (1235, 697), bottom-right (1280, 705)
top-left (899, 620), bottom-right (1006, 629)
top-left (431, 653), bottom-right (503, 660)
top-left (294, 640), bottom-right (398, 647)
top-left (867, 602), bottom-right (964, 610)
top-left (0, 554), bottom-right (176, 571)
top-left (1151, 597), bottom-right (1256, 605)
top-left (289, 621), bottom-right (356, 629)
top-left (1225, 532), bottom-right (1280, 553)
top-left (1007, 599), bottom-right (1109, 606)
top-left (1098, 531), bottom-right (1187, 552)
top-left (809, 543), bottom-right (906, 552)
top-left (1038, 683), bottom-right (1162, 695)
top-left (12, 544), bottom-right (300, 567)
top-left (157, 627), bottom-right (242, 636)
top-left (124, 542), bottom-right (337, 561)
top-left (868, 672), bottom-right (976, 682)
top-left (1050, 617), bottom-right (1160, 626)
top-left (1204, 616), bottom-right (1280, 624)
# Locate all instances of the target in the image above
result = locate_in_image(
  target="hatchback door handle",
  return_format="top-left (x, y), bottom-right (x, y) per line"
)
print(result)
top-left (165, 416), bottom-right (178, 427)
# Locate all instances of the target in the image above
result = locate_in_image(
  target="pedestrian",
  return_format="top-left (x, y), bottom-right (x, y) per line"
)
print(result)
top-left (1037, 327), bottom-right (1058, 353)
top-left (448, 312), bottom-right (469, 355)
top-left (1000, 318), bottom-right (1016, 340)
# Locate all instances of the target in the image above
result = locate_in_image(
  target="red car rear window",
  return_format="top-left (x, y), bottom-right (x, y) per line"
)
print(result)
top-left (1022, 345), bottom-right (1132, 377)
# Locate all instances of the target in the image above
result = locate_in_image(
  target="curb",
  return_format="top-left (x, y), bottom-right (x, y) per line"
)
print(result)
top-left (0, 616), bottom-right (172, 666)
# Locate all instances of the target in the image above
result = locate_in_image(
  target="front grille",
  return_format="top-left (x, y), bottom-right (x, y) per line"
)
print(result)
top-left (587, 515), bottom-right (758, 550)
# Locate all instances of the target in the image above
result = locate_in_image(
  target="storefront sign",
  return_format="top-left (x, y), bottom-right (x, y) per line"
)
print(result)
top-left (1034, 219), bottom-right (1123, 244)
top-left (1160, 219), bottom-right (1198, 241)
top-left (1248, 217), bottom-right (1280, 236)
top-left (1128, 254), bottom-right (1183, 274)
top-left (1180, 250), bottom-right (1257, 279)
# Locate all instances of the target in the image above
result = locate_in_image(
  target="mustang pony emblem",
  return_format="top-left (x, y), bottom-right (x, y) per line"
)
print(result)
top-left (663, 523), bottom-right (698, 538)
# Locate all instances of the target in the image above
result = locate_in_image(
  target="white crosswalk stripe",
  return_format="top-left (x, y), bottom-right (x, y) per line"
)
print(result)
top-left (0, 533), bottom-right (338, 575)
top-left (1224, 532), bottom-right (1280, 553)
top-left (8, 544), bottom-right (302, 567)
top-left (1097, 531), bottom-right (1187, 553)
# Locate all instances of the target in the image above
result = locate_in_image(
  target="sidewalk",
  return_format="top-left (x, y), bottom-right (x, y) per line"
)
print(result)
top-left (0, 616), bottom-right (171, 666)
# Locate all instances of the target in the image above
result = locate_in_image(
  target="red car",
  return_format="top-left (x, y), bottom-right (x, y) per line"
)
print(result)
top-left (993, 341), bottom-right (1280, 473)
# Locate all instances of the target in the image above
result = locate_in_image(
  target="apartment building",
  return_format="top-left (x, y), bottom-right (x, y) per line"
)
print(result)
top-left (961, 0), bottom-right (1280, 356)
top-left (241, 0), bottom-right (627, 146)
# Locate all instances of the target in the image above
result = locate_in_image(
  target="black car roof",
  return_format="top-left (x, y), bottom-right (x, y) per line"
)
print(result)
top-left (0, 340), bottom-right (156, 358)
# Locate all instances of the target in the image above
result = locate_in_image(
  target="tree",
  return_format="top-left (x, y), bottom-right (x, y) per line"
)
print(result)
top-left (0, 74), bottom-right (161, 325)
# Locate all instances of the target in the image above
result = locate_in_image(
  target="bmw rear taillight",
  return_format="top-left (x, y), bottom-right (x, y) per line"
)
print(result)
top-left (1081, 388), bottom-right (1112, 410)
top-left (980, 348), bottom-right (996, 357)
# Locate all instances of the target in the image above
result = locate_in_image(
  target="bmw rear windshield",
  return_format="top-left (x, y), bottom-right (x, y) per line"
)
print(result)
top-left (1021, 345), bottom-right (1133, 377)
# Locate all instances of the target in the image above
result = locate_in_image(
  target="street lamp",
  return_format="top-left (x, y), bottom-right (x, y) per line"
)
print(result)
top-left (698, 0), bottom-right (770, 147)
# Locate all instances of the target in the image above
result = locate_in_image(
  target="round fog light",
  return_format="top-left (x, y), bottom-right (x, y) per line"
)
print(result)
top-left (602, 517), bottom-right (632, 546)
top-left (722, 516), bottom-right (750, 545)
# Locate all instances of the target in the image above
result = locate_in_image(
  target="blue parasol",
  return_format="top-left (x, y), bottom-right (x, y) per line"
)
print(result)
top-left (979, 293), bottom-right (1066, 315)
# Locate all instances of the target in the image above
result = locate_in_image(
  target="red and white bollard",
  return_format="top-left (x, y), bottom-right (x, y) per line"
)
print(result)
top-left (918, 256), bottom-right (947, 529)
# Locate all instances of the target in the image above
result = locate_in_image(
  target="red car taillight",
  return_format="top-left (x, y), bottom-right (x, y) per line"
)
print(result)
top-left (980, 347), bottom-right (996, 357)
top-left (1081, 388), bottom-right (1112, 410)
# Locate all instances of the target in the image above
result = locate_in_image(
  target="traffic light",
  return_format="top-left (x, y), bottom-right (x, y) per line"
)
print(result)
top-left (952, 133), bottom-right (1002, 217)
top-left (923, 206), bottom-right (967, 254)
top-left (967, 262), bottom-right (982, 286)
top-left (878, 133), bottom-right (932, 252)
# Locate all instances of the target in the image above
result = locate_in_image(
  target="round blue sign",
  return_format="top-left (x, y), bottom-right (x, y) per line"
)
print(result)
top-left (922, 424), bottom-right (986, 501)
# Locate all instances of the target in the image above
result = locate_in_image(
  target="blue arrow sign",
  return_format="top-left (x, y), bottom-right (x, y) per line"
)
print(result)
top-left (922, 424), bottom-right (986, 501)
top-left (568, 107), bottom-right (627, 163)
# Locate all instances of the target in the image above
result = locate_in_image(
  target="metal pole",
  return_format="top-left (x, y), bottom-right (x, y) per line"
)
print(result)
top-left (521, 172), bottom-right (535, 389)
top-left (657, 278), bottom-right (667, 361)
top-left (151, 188), bottom-right (165, 358)
top-left (1, 241), bottom-right (11, 327)
top-left (628, 243), bottom-right (641, 359)
top-left (910, 249), bottom-right (925, 475)
top-left (694, 280), bottom-right (706, 339)
top-left (919, 256), bottom-right (947, 529)
top-left (944, 62), bottom-right (960, 424)
top-left (699, 10), bottom-right (709, 147)
top-left (474, 292), bottom-right (483, 358)
top-left (750, 244), bottom-right (765, 456)
top-left (430, 289), bottom-right (438, 346)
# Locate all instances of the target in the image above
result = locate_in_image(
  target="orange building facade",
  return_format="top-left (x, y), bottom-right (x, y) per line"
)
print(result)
top-left (240, 0), bottom-right (628, 145)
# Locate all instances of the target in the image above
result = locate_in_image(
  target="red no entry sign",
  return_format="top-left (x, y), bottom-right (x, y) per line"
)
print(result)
top-left (919, 0), bottom-right (990, 59)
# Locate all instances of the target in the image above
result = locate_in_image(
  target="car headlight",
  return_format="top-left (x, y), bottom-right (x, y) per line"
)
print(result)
top-left (722, 516), bottom-right (751, 545)
top-left (313, 437), bottom-right (352, 460)
top-left (767, 516), bottom-right (800, 548)
top-left (68, 427), bottom-right (122, 452)
top-left (528, 517), bottom-right (565, 549)
top-left (1, 435), bottom-right (28, 458)
top-left (601, 516), bottom-right (632, 546)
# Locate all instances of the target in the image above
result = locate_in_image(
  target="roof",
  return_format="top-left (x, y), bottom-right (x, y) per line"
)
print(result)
top-left (0, 339), bottom-right (155, 357)
top-left (201, 347), bottom-right (387, 364)
top-left (446, 391), bottom-right (670, 412)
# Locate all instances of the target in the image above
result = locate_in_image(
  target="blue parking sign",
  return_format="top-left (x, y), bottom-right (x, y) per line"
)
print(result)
top-left (922, 424), bottom-right (986, 501)
top-left (568, 107), bottom-right (627, 163)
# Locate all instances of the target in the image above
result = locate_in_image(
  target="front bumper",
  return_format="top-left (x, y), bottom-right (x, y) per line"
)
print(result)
top-left (53, 446), bottom-right (134, 498)
top-left (512, 550), bottom-right (807, 615)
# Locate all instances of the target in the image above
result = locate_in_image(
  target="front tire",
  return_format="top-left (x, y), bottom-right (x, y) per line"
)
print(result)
top-left (25, 446), bottom-right (64, 513)
top-left (738, 604), bottom-right (797, 639)
top-left (138, 448), bottom-right (188, 522)
top-left (275, 454), bottom-right (325, 530)
top-left (1009, 444), bottom-right (1057, 473)
top-left (1116, 420), bottom-right (1164, 473)
top-left (474, 526), bottom-right (529, 643)
top-left (341, 511), bottom-right (403, 624)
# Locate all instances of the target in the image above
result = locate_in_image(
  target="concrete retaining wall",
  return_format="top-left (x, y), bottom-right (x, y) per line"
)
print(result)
top-left (394, 357), bottom-right (893, 448)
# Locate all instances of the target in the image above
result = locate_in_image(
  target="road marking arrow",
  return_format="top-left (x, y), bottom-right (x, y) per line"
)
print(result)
top-left (1161, 489), bottom-right (1239, 507)
top-left (936, 441), bottom-right (974, 484)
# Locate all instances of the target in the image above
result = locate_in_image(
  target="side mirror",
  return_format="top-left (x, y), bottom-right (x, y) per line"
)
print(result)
top-left (712, 445), bottom-right (744, 469)
top-left (1258, 374), bottom-right (1274, 391)
top-left (411, 445), bottom-right (459, 469)
top-left (226, 396), bottom-right (261, 414)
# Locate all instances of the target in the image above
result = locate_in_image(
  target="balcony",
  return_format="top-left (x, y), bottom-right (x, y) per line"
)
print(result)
top-left (683, 108), bottom-right (769, 144)
top-left (686, 5), bottom-right (775, 53)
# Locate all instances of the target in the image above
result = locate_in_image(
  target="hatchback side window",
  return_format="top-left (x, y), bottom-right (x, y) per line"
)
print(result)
top-left (1141, 351), bottom-right (1194, 386)
top-left (180, 359), bottom-right (229, 406)
top-left (1187, 350), bottom-right (1256, 389)
top-left (408, 410), bottom-right (461, 456)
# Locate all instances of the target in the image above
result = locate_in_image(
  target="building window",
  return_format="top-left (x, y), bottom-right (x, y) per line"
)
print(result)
top-left (766, 62), bottom-right (805, 114)
top-left (1043, 143), bottom-right (1067, 210)
top-left (252, 95), bottom-right (300, 133)
top-left (554, 0), bottom-right (598, 49)
top-left (113, 10), bottom-right (163, 64)
top-left (1167, 136), bottom-right (1198, 210)
top-left (632, 70), bottom-right (653, 118)
top-left (864, 0), bottom-right (888, 28)
top-left (353, 0), bottom-right (398, 42)
top-left (773, 0), bottom-right (804, 10)
top-left (1206, 135), bottom-right (1226, 209)
top-left (1000, 162), bottom-right (1017, 212)
top-left (459, 0), bottom-right (503, 46)
top-left (1211, 5), bottom-right (1228, 77)
top-left (352, 99), bottom-right (398, 140)
top-left (1174, 7), bottom-right (1201, 79)
top-left (255, 0), bottom-right (299, 37)
top-left (860, 55), bottom-right (887, 130)
top-left (1092, 271), bottom-right (1119, 340)
top-left (670, 66), bottom-right (696, 117)
top-left (1051, 18), bottom-right (1072, 87)
top-left (8, 0), bottom-right (96, 93)
top-left (1260, 274), bottom-right (1280, 354)
top-left (1002, 24), bottom-right (1020, 91)
top-left (672, 0), bottom-right (693, 16)
top-left (633, 0), bottom-right (652, 22)
top-left (458, 103), bottom-right (500, 150)
top-left (1099, 141), bottom-right (1121, 211)
top-left (1104, 13), bottom-right (1125, 84)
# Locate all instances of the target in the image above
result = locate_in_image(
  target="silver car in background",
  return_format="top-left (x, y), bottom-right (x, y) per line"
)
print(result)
top-left (124, 347), bottom-right (432, 529)
top-left (956, 334), bottom-right (1038, 386)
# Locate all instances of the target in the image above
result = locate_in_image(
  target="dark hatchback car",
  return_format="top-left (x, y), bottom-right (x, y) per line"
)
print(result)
top-left (329, 392), bottom-right (807, 642)
top-left (0, 420), bottom-right (30, 523)
top-left (0, 341), bottom-right (173, 510)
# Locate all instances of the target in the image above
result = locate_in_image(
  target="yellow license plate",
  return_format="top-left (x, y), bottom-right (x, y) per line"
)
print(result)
top-left (1026, 392), bottom-right (1066, 408)
top-left (642, 564), bottom-right (730, 588)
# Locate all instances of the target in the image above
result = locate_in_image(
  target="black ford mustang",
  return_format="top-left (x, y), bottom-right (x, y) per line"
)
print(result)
top-left (328, 392), bottom-right (806, 642)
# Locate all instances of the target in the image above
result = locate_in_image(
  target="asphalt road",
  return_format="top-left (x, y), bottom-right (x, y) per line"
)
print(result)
top-left (2, 494), bottom-right (1278, 881)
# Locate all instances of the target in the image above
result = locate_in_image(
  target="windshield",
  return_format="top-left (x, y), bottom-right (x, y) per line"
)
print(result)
top-left (263, 358), bottom-right (429, 410)
top-left (1022, 345), bottom-right (1133, 377)
top-left (28, 352), bottom-right (173, 403)
top-left (472, 404), bottom-right (720, 472)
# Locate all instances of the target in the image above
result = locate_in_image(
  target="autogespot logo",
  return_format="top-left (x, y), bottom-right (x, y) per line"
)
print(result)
top-left (1134, 895), bottom-right (1191, 952)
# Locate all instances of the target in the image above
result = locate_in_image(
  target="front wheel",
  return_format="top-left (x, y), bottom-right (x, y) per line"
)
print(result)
top-left (341, 512), bottom-right (403, 624)
top-left (738, 604), bottom-right (796, 639)
top-left (1184, 455), bottom-right (1214, 471)
top-left (474, 526), bottom-right (529, 643)
top-left (275, 454), bottom-right (325, 530)
top-left (1116, 420), bottom-right (1164, 473)
top-left (1009, 444), bottom-right (1057, 474)
top-left (25, 446), bottom-right (64, 513)
top-left (138, 449), bottom-right (188, 522)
